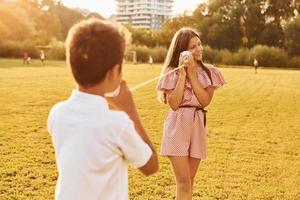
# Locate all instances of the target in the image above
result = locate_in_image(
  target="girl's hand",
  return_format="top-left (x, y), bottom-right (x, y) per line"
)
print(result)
top-left (178, 54), bottom-right (186, 67)
top-left (178, 66), bottom-right (186, 78)
top-left (183, 53), bottom-right (196, 79)
top-left (178, 54), bottom-right (187, 78)
top-left (187, 65), bottom-right (197, 79)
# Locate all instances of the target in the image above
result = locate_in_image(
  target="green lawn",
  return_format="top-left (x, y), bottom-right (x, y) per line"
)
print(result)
top-left (0, 59), bottom-right (300, 199)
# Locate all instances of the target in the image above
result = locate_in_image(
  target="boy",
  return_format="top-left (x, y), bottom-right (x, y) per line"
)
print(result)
top-left (47, 19), bottom-right (158, 200)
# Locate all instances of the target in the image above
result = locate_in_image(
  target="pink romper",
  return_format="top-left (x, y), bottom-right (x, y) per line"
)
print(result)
top-left (157, 64), bottom-right (225, 159)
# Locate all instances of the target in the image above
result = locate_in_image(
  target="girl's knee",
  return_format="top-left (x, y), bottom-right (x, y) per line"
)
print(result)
top-left (176, 177), bottom-right (192, 191)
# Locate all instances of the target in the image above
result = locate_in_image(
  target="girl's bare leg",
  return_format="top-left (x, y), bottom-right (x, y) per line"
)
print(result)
top-left (168, 156), bottom-right (192, 200)
top-left (188, 157), bottom-right (201, 194)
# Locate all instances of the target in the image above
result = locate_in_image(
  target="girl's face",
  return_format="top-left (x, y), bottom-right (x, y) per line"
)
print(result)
top-left (188, 36), bottom-right (203, 61)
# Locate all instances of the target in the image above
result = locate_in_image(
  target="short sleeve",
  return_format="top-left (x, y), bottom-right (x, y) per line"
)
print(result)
top-left (197, 71), bottom-right (211, 89)
top-left (116, 115), bottom-right (152, 168)
top-left (156, 69), bottom-right (178, 92)
top-left (198, 65), bottom-right (225, 89)
top-left (209, 66), bottom-right (226, 89)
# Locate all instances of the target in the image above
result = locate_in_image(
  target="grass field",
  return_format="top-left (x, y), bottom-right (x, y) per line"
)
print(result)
top-left (0, 58), bottom-right (300, 200)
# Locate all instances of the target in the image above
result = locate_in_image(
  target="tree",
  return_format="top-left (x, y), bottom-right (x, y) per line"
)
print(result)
top-left (129, 28), bottom-right (157, 47)
top-left (86, 12), bottom-right (104, 20)
top-left (243, 0), bottom-right (266, 47)
top-left (40, 0), bottom-right (84, 39)
top-left (259, 22), bottom-right (283, 46)
top-left (160, 14), bottom-right (194, 47)
top-left (265, 0), bottom-right (296, 26)
top-left (285, 15), bottom-right (300, 56)
top-left (0, 6), bottom-right (35, 41)
top-left (35, 11), bottom-right (63, 41)
top-left (193, 0), bottom-right (243, 50)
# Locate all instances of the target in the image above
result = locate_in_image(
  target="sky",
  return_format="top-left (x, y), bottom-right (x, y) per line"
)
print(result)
top-left (62, 0), bottom-right (207, 18)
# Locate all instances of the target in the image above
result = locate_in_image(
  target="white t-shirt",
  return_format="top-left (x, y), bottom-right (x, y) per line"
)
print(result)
top-left (47, 90), bottom-right (152, 200)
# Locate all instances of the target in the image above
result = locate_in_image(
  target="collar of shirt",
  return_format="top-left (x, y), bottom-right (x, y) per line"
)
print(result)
top-left (68, 89), bottom-right (109, 112)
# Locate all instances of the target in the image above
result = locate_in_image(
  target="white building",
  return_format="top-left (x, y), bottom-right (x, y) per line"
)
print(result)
top-left (116, 0), bottom-right (173, 29)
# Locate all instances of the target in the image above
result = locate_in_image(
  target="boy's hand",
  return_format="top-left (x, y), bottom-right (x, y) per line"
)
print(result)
top-left (105, 81), bottom-right (137, 116)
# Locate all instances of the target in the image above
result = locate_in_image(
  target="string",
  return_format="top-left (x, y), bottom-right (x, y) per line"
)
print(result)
top-left (129, 65), bottom-right (185, 92)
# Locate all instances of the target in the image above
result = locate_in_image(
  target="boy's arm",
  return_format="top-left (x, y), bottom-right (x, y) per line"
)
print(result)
top-left (126, 109), bottom-right (158, 176)
top-left (106, 81), bottom-right (158, 176)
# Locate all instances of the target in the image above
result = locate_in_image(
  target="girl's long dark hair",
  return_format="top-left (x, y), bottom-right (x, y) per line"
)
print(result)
top-left (158, 27), bottom-right (213, 103)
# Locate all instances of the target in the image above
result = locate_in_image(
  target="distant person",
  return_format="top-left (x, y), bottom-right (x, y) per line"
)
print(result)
top-left (47, 19), bottom-right (158, 200)
top-left (23, 52), bottom-right (29, 64)
top-left (27, 56), bottom-right (31, 64)
top-left (157, 27), bottom-right (225, 199)
top-left (149, 55), bottom-right (153, 65)
top-left (254, 58), bottom-right (258, 73)
top-left (40, 50), bottom-right (45, 65)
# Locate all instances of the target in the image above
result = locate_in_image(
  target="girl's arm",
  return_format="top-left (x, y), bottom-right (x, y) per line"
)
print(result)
top-left (189, 74), bottom-right (214, 107)
top-left (185, 56), bottom-right (214, 107)
top-left (167, 67), bottom-right (186, 110)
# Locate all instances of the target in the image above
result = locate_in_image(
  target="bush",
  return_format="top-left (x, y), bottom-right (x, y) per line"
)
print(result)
top-left (47, 40), bottom-right (65, 60)
top-left (0, 38), bottom-right (66, 60)
top-left (289, 56), bottom-right (300, 68)
top-left (219, 49), bottom-right (233, 65)
top-left (150, 46), bottom-right (168, 63)
top-left (231, 48), bottom-right (251, 66)
top-left (250, 45), bottom-right (289, 67)
top-left (203, 45), bottom-right (290, 67)
top-left (130, 45), bottom-right (149, 62)
top-left (128, 45), bottom-right (167, 63)
top-left (0, 40), bottom-right (39, 58)
top-left (215, 48), bottom-right (251, 66)
top-left (202, 46), bottom-right (222, 64)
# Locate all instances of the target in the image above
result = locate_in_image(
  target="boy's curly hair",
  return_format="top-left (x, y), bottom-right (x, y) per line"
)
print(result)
top-left (66, 18), bottom-right (125, 87)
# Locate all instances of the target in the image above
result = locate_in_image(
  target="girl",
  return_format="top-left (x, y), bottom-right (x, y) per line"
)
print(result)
top-left (157, 28), bottom-right (225, 199)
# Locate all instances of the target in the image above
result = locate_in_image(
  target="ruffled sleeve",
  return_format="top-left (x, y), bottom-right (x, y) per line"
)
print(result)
top-left (156, 69), bottom-right (178, 92)
top-left (197, 70), bottom-right (211, 89)
top-left (209, 66), bottom-right (225, 89)
top-left (199, 64), bottom-right (225, 89)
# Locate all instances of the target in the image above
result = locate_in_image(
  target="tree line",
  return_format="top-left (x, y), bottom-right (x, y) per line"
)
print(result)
top-left (0, 0), bottom-right (104, 45)
top-left (131, 0), bottom-right (300, 56)
top-left (0, 0), bottom-right (299, 66)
